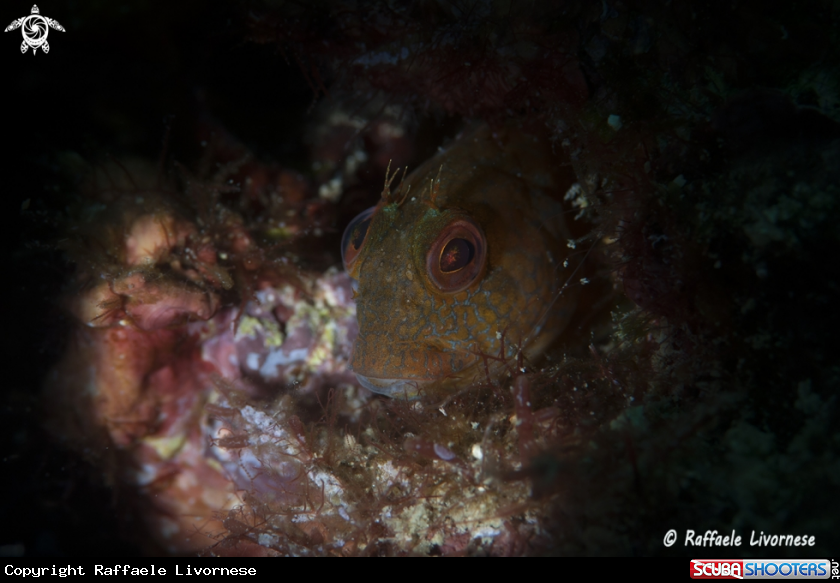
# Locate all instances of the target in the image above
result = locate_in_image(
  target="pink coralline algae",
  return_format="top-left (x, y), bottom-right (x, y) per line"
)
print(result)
top-left (45, 152), bottom-right (362, 552)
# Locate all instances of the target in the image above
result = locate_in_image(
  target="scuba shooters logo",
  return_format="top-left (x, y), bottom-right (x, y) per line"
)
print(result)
top-left (5, 5), bottom-right (65, 54)
top-left (690, 559), bottom-right (832, 579)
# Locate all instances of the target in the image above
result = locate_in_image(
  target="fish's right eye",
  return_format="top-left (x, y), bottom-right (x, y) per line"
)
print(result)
top-left (341, 206), bottom-right (376, 270)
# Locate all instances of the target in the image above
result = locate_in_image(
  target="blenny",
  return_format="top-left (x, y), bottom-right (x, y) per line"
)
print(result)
top-left (342, 123), bottom-right (579, 398)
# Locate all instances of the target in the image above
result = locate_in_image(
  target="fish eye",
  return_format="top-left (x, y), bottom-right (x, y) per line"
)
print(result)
top-left (426, 218), bottom-right (486, 293)
top-left (341, 206), bottom-right (376, 269)
top-left (439, 238), bottom-right (475, 273)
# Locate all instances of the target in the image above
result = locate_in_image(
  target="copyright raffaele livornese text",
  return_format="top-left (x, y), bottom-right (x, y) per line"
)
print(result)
top-left (663, 528), bottom-right (817, 548)
top-left (5, 566), bottom-right (258, 577)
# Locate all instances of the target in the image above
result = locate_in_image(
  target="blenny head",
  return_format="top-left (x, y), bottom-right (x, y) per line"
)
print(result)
top-left (342, 124), bottom-right (578, 398)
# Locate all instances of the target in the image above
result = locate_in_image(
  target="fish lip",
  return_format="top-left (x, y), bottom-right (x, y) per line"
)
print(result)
top-left (354, 373), bottom-right (432, 399)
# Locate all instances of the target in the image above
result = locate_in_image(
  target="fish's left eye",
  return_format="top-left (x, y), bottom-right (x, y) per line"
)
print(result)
top-left (341, 206), bottom-right (376, 270)
top-left (427, 217), bottom-right (486, 293)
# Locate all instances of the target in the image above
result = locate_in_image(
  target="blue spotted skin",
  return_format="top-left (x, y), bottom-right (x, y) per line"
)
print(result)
top-left (346, 124), bottom-right (578, 398)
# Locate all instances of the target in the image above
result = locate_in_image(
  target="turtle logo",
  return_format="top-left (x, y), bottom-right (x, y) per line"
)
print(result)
top-left (5, 5), bottom-right (65, 54)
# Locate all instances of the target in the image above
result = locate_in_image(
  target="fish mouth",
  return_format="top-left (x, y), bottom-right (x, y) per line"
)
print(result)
top-left (354, 374), bottom-right (432, 399)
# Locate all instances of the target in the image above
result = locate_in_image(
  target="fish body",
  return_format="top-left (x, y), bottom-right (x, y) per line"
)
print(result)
top-left (343, 124), bottom-right (578, 398)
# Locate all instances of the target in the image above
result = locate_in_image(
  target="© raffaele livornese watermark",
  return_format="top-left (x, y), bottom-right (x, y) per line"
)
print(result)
top-left (5, 5), bottom-right (65, 55)
top-left (663, 528), bottom-right (818, 548)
